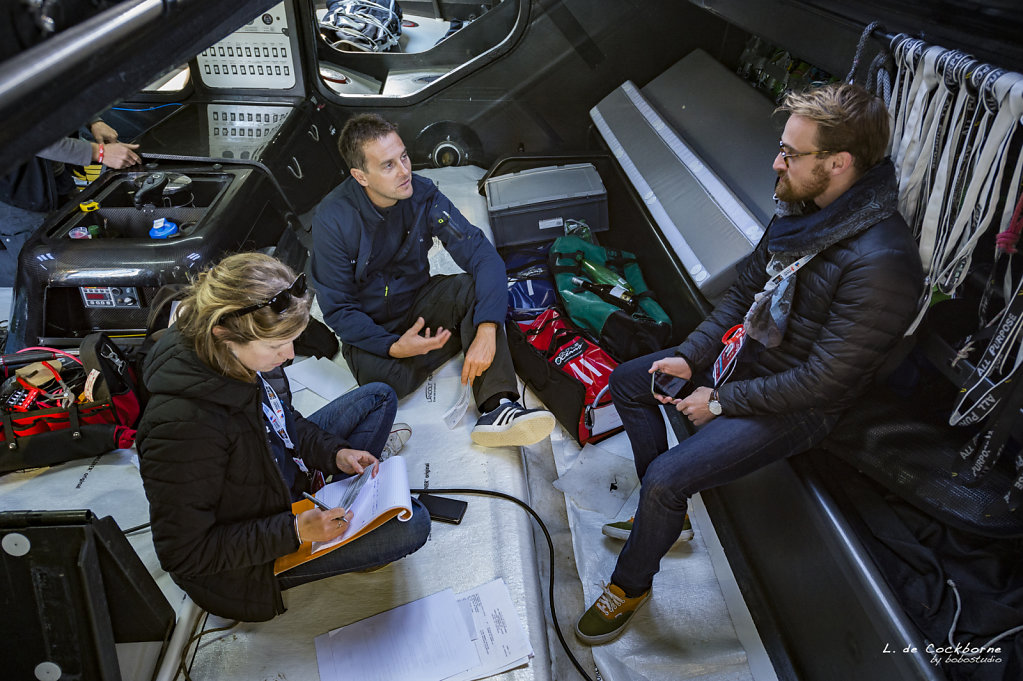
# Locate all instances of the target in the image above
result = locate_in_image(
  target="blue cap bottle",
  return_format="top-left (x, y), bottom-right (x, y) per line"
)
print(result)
top-left (149, 218), bottom-right (179, 239)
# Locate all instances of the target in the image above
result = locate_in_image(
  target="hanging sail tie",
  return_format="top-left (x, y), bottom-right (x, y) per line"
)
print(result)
top-left (905, 69), bottom-right (1023, 335)
top-left (894, 45), bottom-right (944, 228)
top-left (917, 59), bottom-right (992, 282)
top-left (908, 50), bottom-right (975, 233)
top-left (950, 273), bottom-right (1023, 489)
top-left (935, 75), bottom-right (1023, 294)
top-left (889, 35), bottom-right (927, 170)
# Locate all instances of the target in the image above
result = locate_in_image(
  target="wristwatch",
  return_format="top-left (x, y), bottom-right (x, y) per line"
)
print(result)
top-left (708, 389), bottom-right (722, 416)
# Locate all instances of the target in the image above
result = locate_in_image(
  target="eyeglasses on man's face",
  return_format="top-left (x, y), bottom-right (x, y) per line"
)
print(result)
top-left (218, 273), bottom-right (307, 325)
top-left (777, 140), bottom-right (833, 168)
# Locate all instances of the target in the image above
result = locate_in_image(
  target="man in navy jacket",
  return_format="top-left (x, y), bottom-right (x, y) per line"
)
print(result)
top-left (311, 114), bottom-right (554, 448)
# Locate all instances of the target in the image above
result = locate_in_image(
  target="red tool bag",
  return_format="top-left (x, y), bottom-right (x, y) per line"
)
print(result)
top-left (508, 308), bottom-right (623, 445)
top-left (0, 332), bottom-right (142, 474)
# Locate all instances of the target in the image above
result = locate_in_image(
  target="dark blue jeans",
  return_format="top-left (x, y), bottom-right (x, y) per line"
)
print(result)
top-left (278, 383), bottom-right (431, 590)
top-left (607, 349), bottom-right (837, 596)
top-left (305, 382), bottom-right (397, 457)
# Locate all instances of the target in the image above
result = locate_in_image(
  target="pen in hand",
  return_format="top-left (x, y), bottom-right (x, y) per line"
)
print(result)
top-left (302, 492), bottom-right (332, 511)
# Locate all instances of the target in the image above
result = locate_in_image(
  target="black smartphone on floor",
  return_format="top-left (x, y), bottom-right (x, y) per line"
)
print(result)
top-left (417, 493), bottom-right (468, 524)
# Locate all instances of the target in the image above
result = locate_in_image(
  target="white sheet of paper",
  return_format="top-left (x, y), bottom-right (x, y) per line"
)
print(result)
top-left (313, 588), bottom-right (479, 681)
top-left (285, 356), bottom-right (353, 402)
top-left (443, 381), bottom-right (472, 429)
top-left (553, 443), bottom-right (639, 518)
top-left (445, 578), bottom-right (534, 681)
top-left (310, 456), bottom-right (412, 555)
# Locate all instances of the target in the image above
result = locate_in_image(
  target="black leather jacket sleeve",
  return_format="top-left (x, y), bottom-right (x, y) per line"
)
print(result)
top-left (675, 237), bottom-right (768, 371)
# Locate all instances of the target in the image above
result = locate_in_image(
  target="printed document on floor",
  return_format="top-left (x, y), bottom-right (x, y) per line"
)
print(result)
top-left (446, 578), bottom-right (534, 681)
top-left (313, 579), bottom-right (533, 681)
top-left (443, 382), bottom-right (472, 429)
top-left (314, 588), bottom-right (478, 681)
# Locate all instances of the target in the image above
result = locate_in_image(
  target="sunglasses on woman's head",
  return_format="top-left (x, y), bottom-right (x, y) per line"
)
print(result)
top-left (218, 273), bottom-right (307, 325)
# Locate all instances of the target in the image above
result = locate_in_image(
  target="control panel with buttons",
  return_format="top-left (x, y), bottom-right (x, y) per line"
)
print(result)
top-left (80, 286), bottom-right (141, 309)
top-left (196, 2), bottom-right (296, 90)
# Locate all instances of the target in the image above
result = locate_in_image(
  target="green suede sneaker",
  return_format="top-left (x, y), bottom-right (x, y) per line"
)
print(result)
top-left (601, 513), bottom-right (694, 542)
top-left (575, 582), bottom-right (651, 645)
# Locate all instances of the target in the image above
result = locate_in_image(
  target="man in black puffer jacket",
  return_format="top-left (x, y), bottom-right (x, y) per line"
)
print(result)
top-left (575, 83), bottom-right (925, 645)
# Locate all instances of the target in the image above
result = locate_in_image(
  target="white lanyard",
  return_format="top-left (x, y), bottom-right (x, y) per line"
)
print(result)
top-left (918, 64), bottom-right (991, 278)
top-left (890, 36), bottom-right (926, 164)
top-left (260, 374), bottom-right (295, 450)
top-left (713, 253), bottom-right (815, 387)
top-left (758, 253), bottom-right (815, 293)
top-left (899, 48), bottom-right (964, 230)
top-left (938, 77), bottom-right (1023, 291)
top-left (900, 66), bottom-right (1023, 335)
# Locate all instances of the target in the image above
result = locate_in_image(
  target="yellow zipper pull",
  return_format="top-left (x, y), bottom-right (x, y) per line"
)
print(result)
top-left (384, 284), bottom-right (389, 296)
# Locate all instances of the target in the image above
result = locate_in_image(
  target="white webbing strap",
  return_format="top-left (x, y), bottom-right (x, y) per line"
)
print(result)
top-left (949, 273), bottom-right (1023, 428)
top-left (890, 36), bottom-right (927, 169)
top-left (895, 46), bottom-right (943, 224)
top-left (918, 64), bottom-right (997, 280)
top-left (919, 68), bottom-right (1002, 285)
top-left (936, 75), bottom-right (1023, 293)
top-left (904, 72), bottom-right (1023, 335)
top-left (900, 50), bottom-right (975, 231)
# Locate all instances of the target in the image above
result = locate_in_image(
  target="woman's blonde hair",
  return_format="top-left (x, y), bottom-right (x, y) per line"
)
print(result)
top-left (175, 252), bottom-right (312, 382)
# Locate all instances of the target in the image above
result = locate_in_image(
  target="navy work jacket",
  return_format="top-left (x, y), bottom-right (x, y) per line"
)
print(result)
top-left (311, 174), bottom-right (507, 357)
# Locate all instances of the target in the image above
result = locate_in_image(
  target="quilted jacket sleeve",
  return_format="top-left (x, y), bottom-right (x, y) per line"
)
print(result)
top-left (675, 237), bottom-right (768, 370)
top-left (139, 408), bottom-right (298, 579)
top-left (312, 196), bottom-right (401, 356)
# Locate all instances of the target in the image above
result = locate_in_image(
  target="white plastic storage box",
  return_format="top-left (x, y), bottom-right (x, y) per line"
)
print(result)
top-left (485, 163), bottom-right (609, 247)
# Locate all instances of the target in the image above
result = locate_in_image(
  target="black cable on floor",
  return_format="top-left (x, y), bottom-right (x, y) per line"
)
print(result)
top-left (122, 490), bottom-right (598, 679)
top-left (411, 486), bottom-right (597, 681)
top-left (179, 611), bottom-right (239, 681)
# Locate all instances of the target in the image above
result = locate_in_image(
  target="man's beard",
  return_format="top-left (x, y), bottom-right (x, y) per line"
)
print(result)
top-left (775, 163), bottom-right (830, 203)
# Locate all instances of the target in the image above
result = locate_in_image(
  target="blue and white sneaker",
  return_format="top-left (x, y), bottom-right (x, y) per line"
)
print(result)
top-left (470, 402), bottom-right (556, 448)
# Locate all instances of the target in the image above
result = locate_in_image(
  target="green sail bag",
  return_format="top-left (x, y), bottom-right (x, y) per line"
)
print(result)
top-left (549, 235), bottom-right (671, 361)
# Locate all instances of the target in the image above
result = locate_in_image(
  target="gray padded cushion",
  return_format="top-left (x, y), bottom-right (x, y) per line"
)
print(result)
top-left (590, 49), bottom-right (779, 301)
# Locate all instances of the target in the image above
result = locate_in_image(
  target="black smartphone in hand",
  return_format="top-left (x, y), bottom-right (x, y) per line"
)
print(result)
top-left (417, 493), bottom-right (468, 524)
top-left (651, 371), bottom-right (688, 398)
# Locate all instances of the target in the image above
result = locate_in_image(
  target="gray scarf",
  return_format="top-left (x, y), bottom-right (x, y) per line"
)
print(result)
top-left (744, 159), bottom-right (900, 347)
